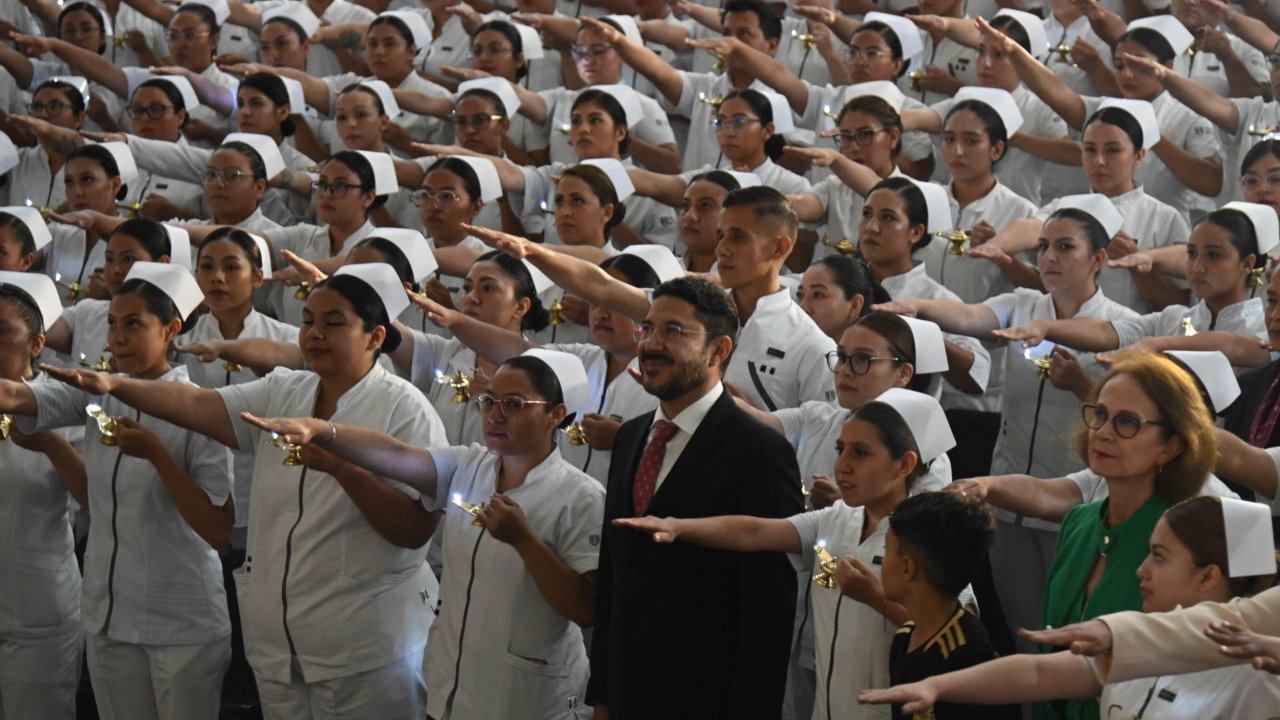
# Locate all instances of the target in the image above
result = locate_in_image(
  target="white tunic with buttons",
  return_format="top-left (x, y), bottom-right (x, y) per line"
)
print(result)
top-left (216, 364), bottom-right (446, 683)
top-left (5, 146), bottom-right (64, 210)
top-left (666, 73), bottom-right (773, 172)
top-left (22, 365), bottom-right (233, 645)
top-left (42, 226), bottom-right (106, 310)
top-left (0, 373), bottom-right (81, 641)
top-left (899, 31), bottom-right (979, 107)
top-left (422, 445), bottom-right (603, 720)
top-left (1035, 185), bottom-right (1190, 315)
top-left (1112, 297), bottom-right (1265, 347)
top-left (1172, 32), bottom-right (1270, 102)
top-left (722, 288), bottom-right (836, 412)
top-left (1101, 663), bottom-right (1280, 719)
top-left (405, 330), bottom-right (486, 446)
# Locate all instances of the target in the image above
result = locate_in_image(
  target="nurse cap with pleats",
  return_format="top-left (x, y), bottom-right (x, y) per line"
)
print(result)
top-left (0, 207), bottom-right (53, 251)
top-left (1221, 201), bottom-right (1280, 257)
top-left (124, 262), bottom-right (204, 320)
top-left (872, 387), bottom-right (956, 463)
top-left (622, 245), bottom-right (685, 284)
top-left (900, 316), bottom-right (949, 374)
top-left (333, 262), bottom-right (411, 320)
top-left (520, 348), bottom-right (593, 416)
top-left (578, 158), bottom-right (635, 202)
top-left (862, 13), bottom-right (922, 60)
top-left (1163, 350), bottom-right (1240, 415)
top-left (1220, 498), bottom-right (1277, 577)
top-left (367, 228), bottom-right (439, 282)
top-left (953, 87), bottom-right (1024, 135)
top-left (0, 271), bottom-right (62, 331)
top-left (1097, 98), bottom-right (1160, 150)
top-left (1053, 194), bottom-right (1125, 238)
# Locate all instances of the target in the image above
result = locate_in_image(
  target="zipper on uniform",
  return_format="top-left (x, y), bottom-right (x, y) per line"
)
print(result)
top-left (281, 467), bottom-right (309, 657)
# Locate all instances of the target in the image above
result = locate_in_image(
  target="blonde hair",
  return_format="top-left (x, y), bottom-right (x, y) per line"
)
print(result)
top-left (1072, 353), bottom-right (1217, 503)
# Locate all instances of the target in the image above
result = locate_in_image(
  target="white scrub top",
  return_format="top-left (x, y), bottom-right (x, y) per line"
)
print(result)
top-left (800, 89), bottom-right (933, 186)
top-left (1081, 92), bottom-right (1221, 219)
top-left (519, 160), bottom-right (679, 251)
top-left (321, 72), bottom-right (452, 152)
top-left (776, 399), bottom-right (953, 494)
top-left (178, 310), bottom-right (299, 532)
top-left (101, 3), bottom-right (169, 70)
top-left (216, 364), bottom-right (446, 684)
top-left (262, 220), bottom-right (377, 326)
top-left (1172, 32), bottom-right (1270, 103)
top-left (1035, 185), bottom-right (1190, 315)
top-left (54, 298), bottom-right (109, 372)
top-left (22, 365), bottom-right (233, 645)
top-left (1112, 297), bottom-right (1266, 346)
top-left (42, 225), bottom-right (106, 309)
top-left (1044, 14), bottom-right (1113, 97)
top-left (421, 445), bottom-right (603, 720)
top-left (666, 73), bottom-right (772, 172)
top-left (6, 146), bottom-right (64, 210)
top-left (0, 373), bottom-right (80, 640)
top-left (404, 330), bottom-right (486, 446)
top-left (545, 342), bottom-right (658, 483)
top-left (537, 87), bottom-right (676, 170)
top-left (983, 288), bottom-right (1138, 529)
top-left (723, 287), bottom-right (837, 412)
top-left (930, 84), bottom-right (1069, 206)
top-left (777, 17), bottom-right (838, 88)
top-left (422, 13), bottom-right (471, 79)
top-left (899, 30), bottom-right (979, 107)
top-left (1101, 663), bottom-right (1280, 719)
top-left (879, 264), bottom-right (992, 407)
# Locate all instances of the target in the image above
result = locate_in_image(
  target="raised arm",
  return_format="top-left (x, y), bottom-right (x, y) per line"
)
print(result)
top-left (911, 14), bottom-right (981, 49)
top-left (1214, 429), bottom-right (1279, 502)
top-left (872, 297), bottom-right (1003, 339)
top-left (220, 63), bottom-right (334, 114)
top-left (12, 34), bottom-right (128, 99)
top-left (408, 293), bottom-right (535, 363)
top-left (0, 379), bottom-right (40, 418)
top-left (154, 66), bottom-right (237, 116)
top-left (991, 316), bottom-right (1120, 352)
top-left (628, 167), bottom-right (689, 208)
top-left (38, 365), bottom-right (241, 450)
top-left (612, 514), bottom-right (803, 553)
top-left (978, 18), bottom-right (1087, 130)
top-left (857, 651), bottom-right (1100, 712)
top-left (0, 43), bottom-right (35, 88)
top-left (1119, 52), bottom-right (1240, 133)
top-left (583, 17), bottom-right (684, 107)
top-left (950, 475), bottom-right (1086, 524)
top-left (175, 337), bottom-right (305, 375)
top-left (1151, 138), bottom-right (1223, 197)
top-left (224, 0), bottom-right (264, 32)
top-left (688, 35), bottom-right (808, 115)
top-left (463, 223), bottom-right (653, 321)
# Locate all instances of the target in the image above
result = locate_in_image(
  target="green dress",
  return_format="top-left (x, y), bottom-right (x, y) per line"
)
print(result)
top-left (1032, 493), bottom-right (1172, 720)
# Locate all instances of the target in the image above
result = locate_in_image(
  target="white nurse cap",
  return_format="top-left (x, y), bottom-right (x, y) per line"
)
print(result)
top-left (622, 245), bottom-right (685, 284)
top-left (723, 171), bottom-right (761, 189)
top-left (356, 80), bottom-right (401, 119)
top-left (758, 89), bottom-right (795, 133)
top-left (1054, 193), bottom-right (1125, 239)
top-left (521, 348), bottom-right (593, 415)
top-left (146, 75), bottom-right (200, 111)
top-left (509, 22), bottom-right (545, 60)
top-left (1220, 498), bottom-right (1277, 577)
top-left (0, 132), bottom-right (17, 175)
top-left (378, 10), bottom-right (431, 53)
top-left (46, 75), bottom-right (90, 104)
top-left (181, 0), bottom-right (230, 25)
top-left (0, 271), bottom-right (62, 331)
top-left (450, 156), bottom-right (504, 202)
top-left (0, 207), bottom-right (52, 251)
top-left (353, 151), bottom-right (399, 196)
top-left (457, 77), bottom-right (520, 118)
top-left (862, 13), bottom-right (922, 60)
top-left (522, 259), bottom-right (555, 294)
top-left (903, 178), bottom-right (952, 234)
top-left (369, 228), bottom-right (439, 282)
top-left (873, 387), bottom-right (956, 463)
top-left (601, 14), bottom-right (643, 44)
top-left (247, 232), bottom-right (273, 277)
top-left (586, 83), bottom-right (645, 129)
top-left (578, 158), bottom-right (635, 202)
top-left (953, 86), bottom-right (1024, 136)
top-left (124, 262), bottom-right (204, 320)
top-left (222, 132), bottom-right (286, 181)
top-left (1127, 16), bottom-right (1195, 56)
top-left (278, 77), bottom-right (307, 116)
top-left (900, 316), bottom-right (949, 374)
top-left (1098, 98), bottom-right (1160, 150)
top-left (333, 262), bottom-right (410, 319)
top-left (843, 80), bottom-right (907, 112)
top-left (262, 3), bottom-right (321, 37)
top-left (995, 8), bottom-right (1049, 58)
top-left (162, 224), bottom-right (192, 271)
top-left (1222, 201), bottom-right (1280, 257)
top-left (97, 141), bottom-right (140, 185)
top-left (1164, 350), bottom-right (1240, 415)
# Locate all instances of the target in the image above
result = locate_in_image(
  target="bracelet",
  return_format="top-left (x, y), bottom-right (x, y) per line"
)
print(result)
top-left (326, 420), bottom-right (337, 441)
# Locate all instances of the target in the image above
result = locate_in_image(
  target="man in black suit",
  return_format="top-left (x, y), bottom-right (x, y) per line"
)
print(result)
top-left (587, 275), bottom-right (804, 719)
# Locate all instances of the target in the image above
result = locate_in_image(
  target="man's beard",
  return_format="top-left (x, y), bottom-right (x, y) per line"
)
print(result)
top-left (639, 348), bottom-right (709, 401)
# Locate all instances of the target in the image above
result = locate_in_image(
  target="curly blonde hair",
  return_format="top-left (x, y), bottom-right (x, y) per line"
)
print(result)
top-left (1072, 353), bottom-right (1217, 503)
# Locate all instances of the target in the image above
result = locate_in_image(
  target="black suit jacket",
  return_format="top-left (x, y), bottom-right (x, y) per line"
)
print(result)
top-left (1220, 359), bottom-right (1280, 502)
top-left (586, 388), bottom-right (804, 720)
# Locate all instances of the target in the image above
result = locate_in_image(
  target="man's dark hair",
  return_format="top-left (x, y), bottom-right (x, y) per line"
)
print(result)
top-left (651, 276), bottom-right (740, 347)
top-left (722, 186), bottom-right (799, 239)
top-left (721, 0), bottom-right (782, 42)
top-left (889, 492), bottom-right (995, 596)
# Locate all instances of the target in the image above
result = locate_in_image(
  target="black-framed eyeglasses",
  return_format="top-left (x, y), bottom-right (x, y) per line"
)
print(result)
top-left (311, 180), bottom-right (367, 198)
top-left (411, 189), bottom-right (467, 207)
top-left (570, 43), bottom-right (613, 60)
top-left (711, 115), bottom-right (761, 133)
top-left (1081, 403), bottom-right (1168, 439)
top-left (27, 101), bottom-right (70, 116)
top-left (843, 47), bottom-right (889, 64)
top-left (450, 113), bottom-right (504, 131)
top-left (127, 104), bottom-right (175, 119)
top-left (473, 394), bottom-right (551, 415)
top-left (832, 128), bottom-right (885, 149)
top-left (470, 43), bottom-right (513, 58)
top-left (203, 167), bottom-right (253, 186)
top-left (636, 322), bottom-right (712, 342)
top-left (825, 349), bottom-right (899, 374)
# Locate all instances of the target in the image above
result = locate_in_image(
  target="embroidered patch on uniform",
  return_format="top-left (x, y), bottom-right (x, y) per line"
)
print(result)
top-left (609, 414), bottom-right (623, 422)
top-left (442, 46), bottom-right (453, 51)
top-left (155, 183), bottom-right (169, 189)
top-left (1157, 689), bottom-right (1177, 703)
top-left (230, 34), bottom-right (243, 41)
top-left (659, 217), bottom-right (675, 227)
top-left (589, 534), bottom-right (601, 546)
top-left (825, 390), bottom-right (836, 402)
top-left (568, 696), bottom-right (579, 710)
top-left (767, 347), bottom-right (786, 358)
top-left (872, 556), bottom-right (883, 565)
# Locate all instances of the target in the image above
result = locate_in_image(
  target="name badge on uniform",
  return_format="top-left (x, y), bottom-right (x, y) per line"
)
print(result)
top-left (442, 46), bottom-right (453, 52)
top-left (155, 183), bottom-right (169, 190)
top-left (1157, 689), bottom-right (1177, 703)
top-left (872, 556), bottom-right (883, 565)
top-left (230, 34), bottom-right (243, 41)
top-left (609, 414), bottom-right (623, 422)
top-left (767, 347), bottom-right (786, 359)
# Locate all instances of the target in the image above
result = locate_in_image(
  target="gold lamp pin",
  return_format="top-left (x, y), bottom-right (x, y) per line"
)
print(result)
top-left (452, 494), bottom-right (486, 527)
top-left (813, 542), bottom-right (839, 588)
top-left (1024, 348), bottom-right (1052, 380)
top-left (1251, 266), bottom-right (1267, 288)
top-left (85, 404), bottom-right (119, 446)
top-left (223, 361), bottom-right (244, 372)
top-left (1248, 124), bottom-right (1275, 137)
top-left (821, 104), bottom-right (838, 121)
top-left (79, 353), bottom-right (111, 372)
top-left (266, 431), bottom-right (303, 466)
top-left (549, 297), bottom-right (566, 326)
top-left (0, 414), bottom-right (12, 441)
top-left (936, 228), bottom-right (971, 255)
top-left (1185, 45), bottom-right (1196, 57)
top-left (436, 369), bottom-right (473, 403)
top-left (53, 272), bottom-right (84, 304)
top-left (697, 91), bottom-right (725, 109)
top-left (294, 281), bottom-right (312, 301)
top-left (113, 33), bottom-right (127, 48)
top-left (25, 198), bottom-right (52, 221)
top-left (1181, 314), bottom-right (1197, 336)
top-left (908, 68), bottom-right (924, 92)
top-left (562, 421), bottom-right (587, 446)
top-left (1053, 43), bottom-right (1073, 64)
top-left (791, 29), bottom-right (816, 51)
top-left (556, 121), bottom-right (572, 136)
top-left (116, 199), bottom-right (144, 218)
top-left (821, 235), bottom-right (856, 255)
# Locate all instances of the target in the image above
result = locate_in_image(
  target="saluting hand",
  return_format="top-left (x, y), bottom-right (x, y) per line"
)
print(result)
top-left (1019, 618), bottom-right (1112, 655)
top-left (238, 412), bottom-right (328, 446)
top-left (479, 493), bottom-right (535, 546)
top-left (613, 515), bottom-right (681, 543)
top-left (39, 364), bottom-right (119, 395)
top-left (857, 680), bottom-right (940, 712)
top-left (405, 287), bottom-right (458, 329)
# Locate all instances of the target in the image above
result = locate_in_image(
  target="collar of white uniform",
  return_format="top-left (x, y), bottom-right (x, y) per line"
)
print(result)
top-left (654, 381), bottom-right (723, 436)
top-left (751, 286), bottom-right (793, 314)
top-left (949, 179), bottom-right (1006, 211)
top-left (333, 362), bottom-right (388, 412)
top-left (1050, 286), bottom-right (1111, 319)
top-left (502, 445), bottom-right (565, 488)
top-left (1106, 184), bottom-right (1147, 206)
top-left (1201, 296), bottom-right (1263, 325)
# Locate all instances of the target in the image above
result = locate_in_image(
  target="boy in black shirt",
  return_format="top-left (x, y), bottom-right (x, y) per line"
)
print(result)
top-left (873, 492), bottom-right (1020, 720)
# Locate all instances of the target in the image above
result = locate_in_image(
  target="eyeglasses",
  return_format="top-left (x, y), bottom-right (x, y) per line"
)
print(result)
top-left (711, 115), bottom-right (762, 134)
top-left (166, 30), bottom-right (211, 44)
top-left (825, 350), bottom-right (900, 374)
top-left (570, 43), bottom-right (613, 60)
top-left (473, 394), bottom-right (551, 415)
top-left (832, 128), bottom-right (885, 149)
top-left (1081, 403), bottom-right (1168, 439)
top-left (470, 43), bottom-right (513, 58)
top-left (1240, 173), bottom-right (1280, 190)
top-left (60, 22), bottom-right (102, 38)
top-left (27, 101), bottom-right (71, 116)
top-left (203, 167), bottom-right (252, 186)
top-left (412, 189), bottom-right (467, 206)
top-left (635, 322), bottom-right (712, 342)
top-left (127, 104), bottom-right (175, 119)
top-left (843, 47), bottom-right (889, 64)
top-left (311, 180), bottom-right (367, 198)
top-left (450, 113), bottom-right (504, 131)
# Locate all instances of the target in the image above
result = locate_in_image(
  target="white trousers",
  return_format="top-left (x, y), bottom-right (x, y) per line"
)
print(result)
top-left (84, 631), bottom-right (230, 720)
top-left (989, 519), bottom-right (1060, 655)
top-left (257, 649), bottom-right (426, 720)
top-left (0, 626), bottom-right (82, 720)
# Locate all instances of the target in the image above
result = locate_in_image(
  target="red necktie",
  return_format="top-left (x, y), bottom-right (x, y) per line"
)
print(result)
top-left (633, 420), bottom-right (679, 516)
